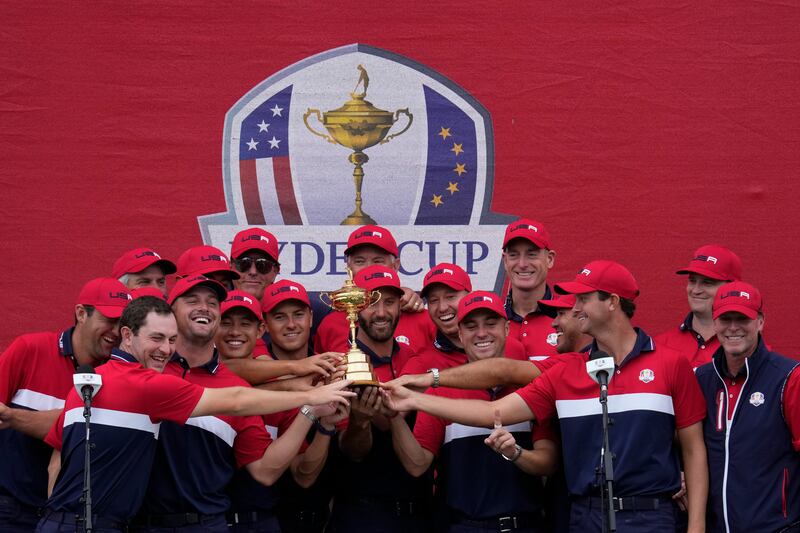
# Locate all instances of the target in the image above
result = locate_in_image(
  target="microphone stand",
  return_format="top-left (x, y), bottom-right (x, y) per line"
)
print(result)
top-left (80, 387), bottom-right (94, 533)
top-left (599, 381), bottom-right (616, 532)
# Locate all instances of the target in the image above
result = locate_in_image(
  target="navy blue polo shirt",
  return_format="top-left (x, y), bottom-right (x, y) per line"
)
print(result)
top-left (517, 329), bottom-right (706, 497)
top-left (415, 386), bottom-right (554, 518)
top-left (139, 352), bottom-right (270, 516)
top-left (44, 349), bottom-right (203, 521)
top-left (0, 328), bottom-right (78, 508)
top-left (333, 339), bottom-right (433, 502)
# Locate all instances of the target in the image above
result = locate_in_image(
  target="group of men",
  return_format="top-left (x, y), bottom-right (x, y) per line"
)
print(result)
top-left (0, 219), bottom-right (797, 533)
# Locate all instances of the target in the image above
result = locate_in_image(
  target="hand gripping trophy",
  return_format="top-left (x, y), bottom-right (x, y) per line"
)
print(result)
top-left (319, 267), bottom-right (382, 386)
top-left (303, 65), bottom-right (413, 225)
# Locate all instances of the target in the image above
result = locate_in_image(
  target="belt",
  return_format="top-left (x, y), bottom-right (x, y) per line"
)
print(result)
top-left (0, 494), bottom-right (43, 517)
top-left (451, 512), bottom-right (539, 532)
top-left (134, 511), bottom-right (223, 527)
top-left (343, 496), bottom-right (429, 517)
top-left (582, 494), bottom-right (672, 512)
top-left (42, 510), bottom-right (128, 531)
top-left (226, 509), bottom-right (276, 525)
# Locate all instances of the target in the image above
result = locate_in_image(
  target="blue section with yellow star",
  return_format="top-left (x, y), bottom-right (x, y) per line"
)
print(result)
top-left (239, 85), bottom-right (292, 160)
top-left (414, 86), bottom-right (477, 225)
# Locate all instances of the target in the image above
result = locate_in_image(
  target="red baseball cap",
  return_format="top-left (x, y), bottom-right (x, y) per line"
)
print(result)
top-left (421, 263), bottom-right (472, 297)
top-left (130, 287), bottom-right (167, 301)
top-left (176, 246), bottom-right (240, 281)
top-left (537, 293), bottom-right (576, 312)
top-left (354, 265), bottom-right (403, 295)
top-left (167, 275), bottom-right (228, 305)
top-left (221, 289), bottom-right (263, 320)
top-left (457, 290), bottom-right (507, 323)
top-left (676, 244), bottom-right (742, 282)
top-left (230, 228), bottom-right (280, 262)
top-left (712, 281), bottom-right (762, 320)
top-left (77, 278), bottom-right (132, 318)
top-left (345, 225), bottom-right (399, 256)
top-left (111, 248), bottom-right (177, 279)
top-left (555, 260), bottom-right (640, 300)
top-left (262, 279), bottom-right (310, 314)
top-left (503, 218), bottom-right (551, 249)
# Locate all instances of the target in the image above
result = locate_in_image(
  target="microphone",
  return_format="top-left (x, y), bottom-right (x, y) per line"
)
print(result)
top-left (586, 351), bottom-right (614, 401)
top-left (73, 365), bottom-right (102, 402)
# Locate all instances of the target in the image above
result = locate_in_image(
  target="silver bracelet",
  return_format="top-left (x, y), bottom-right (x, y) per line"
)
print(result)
top-left (501, 444), bottom-right (523, 463)
top-left (427, 368), bottom-right (440, 388)
top-left (300, 405), bottom-right (319, 425)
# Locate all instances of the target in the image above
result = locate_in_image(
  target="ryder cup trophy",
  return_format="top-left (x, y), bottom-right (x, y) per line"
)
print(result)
top-left (303, 65), bottom-right (413, 225)
top-left (319, 268), bottom-right (382, 386)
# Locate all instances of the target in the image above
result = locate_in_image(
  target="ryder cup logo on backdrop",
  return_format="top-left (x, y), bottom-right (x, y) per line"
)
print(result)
top-left (199, 44), bottom-right (512, 292)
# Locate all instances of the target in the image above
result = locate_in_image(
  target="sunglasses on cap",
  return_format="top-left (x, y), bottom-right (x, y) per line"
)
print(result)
top-left (233, 257), bottom-right (279, 275)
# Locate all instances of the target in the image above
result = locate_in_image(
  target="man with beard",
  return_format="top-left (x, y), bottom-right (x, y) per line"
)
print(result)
top-left (328, 265), bottom-right (433, 532)
top-left (314, 225), bottom-right (433, 355)
top-left (0, 278), bottom-right (131, 532)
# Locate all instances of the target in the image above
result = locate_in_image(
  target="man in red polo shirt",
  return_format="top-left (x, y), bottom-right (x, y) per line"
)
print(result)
top-left (112, 247), bottom-right (177, 296)
top-left (501, 219), bottom-right (560, 358)
top-left (314, 225), bottom-right (433, 355)
top-left (384, 260), bottom-right (709, 533)
top-left (0, 278), bottom-right (131, 532)
top-left (390, 290), bottom-right (558, 531)
top-left (403, 264), bottom-right (527, 376)
top-left (329, 265), bottom-right (433, 532)
top-left (655, 244), bottom-right (742, 369)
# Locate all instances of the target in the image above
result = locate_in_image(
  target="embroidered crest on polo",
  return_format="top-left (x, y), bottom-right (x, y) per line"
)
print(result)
top-left (395, 335), bottom-right (410, 345)
top-left (749, 392), bottom-right (765, 407)
top-left (639, 369), bottom-right (655, 383)
top-left (198, 43), bottom-right (514, 292)
top-left (546, 332), bottom-right (558, 346)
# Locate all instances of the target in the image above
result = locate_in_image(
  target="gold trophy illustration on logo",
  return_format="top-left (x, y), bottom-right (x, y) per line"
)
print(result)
top-left (303, 65), bottom-right (413, 225)
top-left (319, 267), bottom-right (382, 386)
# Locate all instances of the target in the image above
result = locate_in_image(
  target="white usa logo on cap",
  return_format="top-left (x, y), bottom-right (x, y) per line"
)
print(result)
top-left (289, 286), bottom-right (300, 292)
top-left (749, 392), bottom-right (765, 407)
top-left (243, 296), bottom-right (253, 304)
top-left (639, 369), bottom-right (655, 383)
top-left (581, 268), bottom-right (591, 276)
top-left (443, 268), bottom-right (454, 275)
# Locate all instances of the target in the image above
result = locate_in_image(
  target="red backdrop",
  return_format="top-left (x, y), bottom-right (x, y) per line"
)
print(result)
top-left (2, 2), bottom-right (798, 355)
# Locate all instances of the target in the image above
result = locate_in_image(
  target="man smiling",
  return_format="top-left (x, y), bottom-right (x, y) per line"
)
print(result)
top-left (695, 281), bottom-right (800, 532)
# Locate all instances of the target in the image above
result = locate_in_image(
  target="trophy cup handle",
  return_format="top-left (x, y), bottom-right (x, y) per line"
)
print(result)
top-left (319, 292), bottom-right (334, 309)
top-left (303, 109), bottom-right (337, 144)
top-left (379, 108), bottom-right (414, 145)
top-left (368, 289), bottom-right (383, 306)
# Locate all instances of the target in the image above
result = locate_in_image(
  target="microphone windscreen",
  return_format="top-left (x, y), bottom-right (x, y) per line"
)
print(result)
top-left (76, 364), bottom-right (95, 374)
top-left (589, 350), bottom-right (610, 361)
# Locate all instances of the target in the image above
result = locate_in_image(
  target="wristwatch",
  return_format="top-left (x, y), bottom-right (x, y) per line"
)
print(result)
top-left (300, 405), bottom-right (319, 425)
top-left (502, 444), bottom-right (523, 463)
top-left (427, 368), bottom-right (440, 388)
top-left (301, 405), bottom-right (337, 436)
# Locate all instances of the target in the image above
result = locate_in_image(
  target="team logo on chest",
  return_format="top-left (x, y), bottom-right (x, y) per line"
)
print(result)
top-left (639, 369), bottom-right (655, 383)
top-left (749, 391), bottom-right (765, 407)
top-left (546, 332), bottom-right (558, 346)
top-left (395, 335), bottom-right (410, 346)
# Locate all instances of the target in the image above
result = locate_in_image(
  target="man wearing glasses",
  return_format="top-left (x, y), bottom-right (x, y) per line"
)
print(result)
top-left (230, 228), bottom-right (281, 302)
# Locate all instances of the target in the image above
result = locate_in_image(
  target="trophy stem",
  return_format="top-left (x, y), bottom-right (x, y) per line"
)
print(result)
top-left (341, 151), bottom-right (376, 225)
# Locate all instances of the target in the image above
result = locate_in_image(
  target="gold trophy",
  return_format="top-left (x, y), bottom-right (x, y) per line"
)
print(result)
top-left (303, 65), bottom-right (413, 225)
top-left (319, 267), bottom-right (382, 386)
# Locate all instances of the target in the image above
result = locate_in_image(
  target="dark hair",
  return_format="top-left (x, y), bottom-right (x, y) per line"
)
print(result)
top-left (597, 291), bottom-right (636, 319)
top-left (120, 296), bottom-right (173, 335)
top-left (74, 304), bottom-right (95, 325)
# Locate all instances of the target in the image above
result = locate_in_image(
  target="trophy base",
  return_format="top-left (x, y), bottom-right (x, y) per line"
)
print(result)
top-left (341, 211), bottom-right (376, 226)
top-left (344, 346), bottom-right (378, 387)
